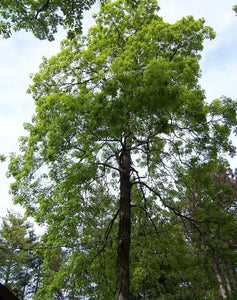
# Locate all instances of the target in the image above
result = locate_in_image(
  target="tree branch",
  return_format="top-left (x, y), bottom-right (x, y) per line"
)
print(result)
top-left (168, 42), bottom-right (182, 62)
top-left (35, 0), bottom-right (51, 19)
top-left (92, 209), bottom-right (120, 261)
top-left (98, 162), bottom-right (120, 173)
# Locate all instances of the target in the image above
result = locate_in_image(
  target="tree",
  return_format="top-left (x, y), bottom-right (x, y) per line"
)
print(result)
top-left (0, 211), bottom-right (40, 299)
top-left (176, 164), bottom-right (237, 299)
top-left (0, 0), bottom-right (98, 40)
top-left (8, 0), bottom-right (237, 298)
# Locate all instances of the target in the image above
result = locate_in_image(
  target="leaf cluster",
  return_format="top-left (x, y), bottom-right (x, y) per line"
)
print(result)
top-left (0, 0), bottom-right (97, 40)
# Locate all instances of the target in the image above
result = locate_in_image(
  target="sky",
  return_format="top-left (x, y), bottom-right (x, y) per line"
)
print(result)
top-left (0, 0), bottom-right (236, 219)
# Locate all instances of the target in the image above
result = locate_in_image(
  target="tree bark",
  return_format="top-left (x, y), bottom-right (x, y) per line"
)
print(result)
top-left (211, 257), bottom-right (227, 299)
top-left (115, 146), bottom-right (132, 300)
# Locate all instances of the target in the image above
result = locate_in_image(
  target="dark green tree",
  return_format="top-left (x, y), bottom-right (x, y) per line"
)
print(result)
top-left (0, 211), bottom-right (40, 299)
top-left (8, 0), bottom-right (237, 298)
top-left (175, 164), bottom-right (237, 299)
top-left (0, 0), bottom-right (98, 40)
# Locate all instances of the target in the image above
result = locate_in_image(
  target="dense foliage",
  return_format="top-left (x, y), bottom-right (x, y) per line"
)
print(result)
top-left (0, 0), bottom-right (98, 40)
top-left (6, 0), bottom-right (237, 298)
top-left (0, 212), bottom-right (40, 299)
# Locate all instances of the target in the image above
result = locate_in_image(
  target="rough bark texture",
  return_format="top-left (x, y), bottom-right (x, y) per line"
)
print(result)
top-left (115, 147), bottom-right (132, 300)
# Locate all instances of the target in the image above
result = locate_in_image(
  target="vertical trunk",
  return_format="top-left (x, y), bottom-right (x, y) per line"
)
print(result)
top-left (224, 261), bottom-right (237, 295)
top-left (211, 257), bottom-right (227, 299)
top-left (115, 147), bottom-right (132, 300)
top-left (215, 273), bottom-right (227, 299)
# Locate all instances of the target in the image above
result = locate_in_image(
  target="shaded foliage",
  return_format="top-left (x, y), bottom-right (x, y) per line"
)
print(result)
top-left (0, 212), bottom-right (41, 299)
top-left (0, 0), bottom-right (98, 40)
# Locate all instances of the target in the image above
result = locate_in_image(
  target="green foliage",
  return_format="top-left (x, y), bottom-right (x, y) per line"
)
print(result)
top-left (233, 5), bottom-right (237, 15)
top-left (0, 211), bottom-right (40, 299)
top-left (0, 0), bottom-right (97, 40)
top-left (175, 162), bottom-right (237, 298)
top-left (0, 154), bottom-right (6, 162)
top-left (7, 0), bottom-right (237, 298)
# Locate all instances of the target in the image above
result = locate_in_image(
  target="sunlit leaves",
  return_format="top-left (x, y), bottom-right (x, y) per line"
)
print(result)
top-left (7, 0), bottom-right (237, 298)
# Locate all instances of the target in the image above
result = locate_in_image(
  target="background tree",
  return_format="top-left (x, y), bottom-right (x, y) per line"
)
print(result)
top-left (176, 164), bottom-right (237, 299)
top-left (8, 0), bottom-right (237, 298)
top-left (0, 211), bottom-right (40, 300)
top-left (0, 0), bottom-right (99, 40)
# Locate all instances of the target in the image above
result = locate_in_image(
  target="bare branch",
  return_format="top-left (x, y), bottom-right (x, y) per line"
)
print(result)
top-left (98, 162), bottom-right (120, 173)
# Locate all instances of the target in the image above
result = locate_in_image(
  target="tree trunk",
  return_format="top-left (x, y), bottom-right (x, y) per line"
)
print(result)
top-left (211, 257), bottom-right (227, 299)
top-left (115, 146), bottom-right (132, 300)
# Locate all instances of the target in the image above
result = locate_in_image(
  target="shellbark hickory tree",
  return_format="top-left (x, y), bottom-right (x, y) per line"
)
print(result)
top-left (8, 0), bottom-right (237, 299)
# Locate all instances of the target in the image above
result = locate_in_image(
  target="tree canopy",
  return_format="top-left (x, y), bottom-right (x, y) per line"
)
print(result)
top-left (7, 0), bottom-right (237, 298)
top-left (0, 211), bottom-right (40, 299)
top-left (0, 0), bottom-right (98, 40)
